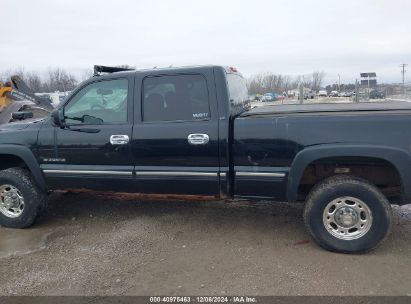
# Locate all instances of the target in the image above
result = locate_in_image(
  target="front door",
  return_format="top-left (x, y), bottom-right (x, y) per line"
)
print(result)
top-left (37, 76), bottom-right (135, 191)
top-left (131, 71), bottom-right (220, 195)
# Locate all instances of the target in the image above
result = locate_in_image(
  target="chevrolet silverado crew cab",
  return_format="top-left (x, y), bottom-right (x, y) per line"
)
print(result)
top-left (0, 65), bottom-right (410, 253)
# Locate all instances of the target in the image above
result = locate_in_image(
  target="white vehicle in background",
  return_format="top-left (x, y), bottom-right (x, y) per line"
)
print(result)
top-left (35, 91), bottom-right (70, 107)
top-left (296, 88), bottom-right (315, 99)
top-left (318, 90), bottom-right (327, 97)
top-left (305, 90), bottom-right (315, 99)
top-left (329, 90), bottom-right (339, 97)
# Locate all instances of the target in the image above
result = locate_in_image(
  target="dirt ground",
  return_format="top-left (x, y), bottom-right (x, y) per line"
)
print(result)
top-left (0, 191), bottom-right (410, 296)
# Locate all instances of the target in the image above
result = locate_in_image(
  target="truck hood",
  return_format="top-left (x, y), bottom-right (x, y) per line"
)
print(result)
top-left (0, 119), bottom-right (45, 132)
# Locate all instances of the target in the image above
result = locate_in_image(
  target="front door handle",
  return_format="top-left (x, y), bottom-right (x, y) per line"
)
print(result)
top-left (110, 135), bottom-right (129, 145)
top-left (188, 134), bottom-right (209, 145)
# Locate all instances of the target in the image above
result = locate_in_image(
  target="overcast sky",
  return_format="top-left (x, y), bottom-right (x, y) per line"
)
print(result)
top-left (1, 0), bottom-right (410, 85)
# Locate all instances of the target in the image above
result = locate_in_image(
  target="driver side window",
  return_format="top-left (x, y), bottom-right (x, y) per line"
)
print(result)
top-left (64, 79), bottom-right (128, 124)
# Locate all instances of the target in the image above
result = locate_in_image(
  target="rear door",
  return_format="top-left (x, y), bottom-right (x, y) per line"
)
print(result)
top-left (131, 69), bottom-right (220, 195)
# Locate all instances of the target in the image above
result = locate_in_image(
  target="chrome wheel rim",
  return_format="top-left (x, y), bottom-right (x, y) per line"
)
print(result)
top-left (0, 184), bottom-right (25, 218)
top-left (322, 196), bottom-right (373, 240)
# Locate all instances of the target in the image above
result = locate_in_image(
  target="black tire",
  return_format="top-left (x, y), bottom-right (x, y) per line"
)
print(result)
top-left (0, 167), bottom-right (47, 228)
top-left (303, 175), bottom-right (392, 253)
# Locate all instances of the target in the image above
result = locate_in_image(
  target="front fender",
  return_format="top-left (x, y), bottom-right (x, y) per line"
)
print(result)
top-left (0, 144), bottom-right (46, 191)
top-left (287, 144), bottom-right (411, 202)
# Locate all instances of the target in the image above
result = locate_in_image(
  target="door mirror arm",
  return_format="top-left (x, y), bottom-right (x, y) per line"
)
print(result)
top-left (51, 110), bottom-right (101, 133)
top-left (51, 109), bottom-right (67, 129)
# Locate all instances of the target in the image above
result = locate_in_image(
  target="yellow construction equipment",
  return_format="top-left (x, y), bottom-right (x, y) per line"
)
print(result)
top-left (0, 82), bottom-right (13, 110)
top-left (0, 76), bottom-right (54, 124)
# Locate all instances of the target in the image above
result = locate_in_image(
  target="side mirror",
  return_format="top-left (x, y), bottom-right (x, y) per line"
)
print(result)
top-left (51, 109), bottom-right (66, 128)
top-left (11, 111), bottom-right (33, 121)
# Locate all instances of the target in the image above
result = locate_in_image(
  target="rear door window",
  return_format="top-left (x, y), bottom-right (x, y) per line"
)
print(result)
top-left (226, 73), bottom-right (250, 114)
top-left (143, 74), bottom-right (210, 122)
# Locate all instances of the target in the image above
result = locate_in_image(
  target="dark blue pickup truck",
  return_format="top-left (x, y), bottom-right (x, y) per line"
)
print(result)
top-left (0, 65), bottom-right (410, 253)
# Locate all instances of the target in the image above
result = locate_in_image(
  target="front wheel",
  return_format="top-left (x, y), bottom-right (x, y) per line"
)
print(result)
top-left (303, 175), bottom-right (392, 253)
top-left (0, 168), bottom-right (47, 228)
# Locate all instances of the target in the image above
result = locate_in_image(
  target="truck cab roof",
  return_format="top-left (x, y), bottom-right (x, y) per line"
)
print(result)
top-left (93, 65), bottom-right (240, 78)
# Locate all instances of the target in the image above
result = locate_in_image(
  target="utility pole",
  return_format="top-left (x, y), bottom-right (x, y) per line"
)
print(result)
top-left (298, 83), bottom-right (304, 104)
top-left (400, 64), bottom-right (407, 96)
top-left (337, 74), bottom-right (341, 92)
top-left (367, 75), bottom-right (370, 100)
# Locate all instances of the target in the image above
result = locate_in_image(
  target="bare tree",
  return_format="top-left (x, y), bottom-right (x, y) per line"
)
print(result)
top-left (45, 68), bottom-right (78, 92)
top-left (0, 68), bottom-right (26, 83)
top-left (1, 67), bottom-right (79, 93)
top-left (10, 68), bottom-right (26, 79)
top-left (247, 72), bottom-right (293, 95)
top-left (294, 71), bottom-right (325, 91)
top-left (81, 69), bottom-right (94, 81)
top-left (247, 73), bottom-right (265, 94)
top-left (311, 71), bottom-right (325, 92)
top-left (295, 74), bottom-right (313, 89)
top-left (25, 72), bottom-right (43, 92)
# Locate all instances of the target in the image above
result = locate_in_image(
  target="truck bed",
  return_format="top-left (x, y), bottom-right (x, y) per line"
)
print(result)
top-left (242, 101), bottom-right (411, 116)
top-left (234, 100), bottom-right (411, 201)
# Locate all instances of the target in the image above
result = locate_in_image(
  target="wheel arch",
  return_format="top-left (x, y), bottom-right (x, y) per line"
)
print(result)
top-left (0, 144), bottom-right (46, 191)
top-left (287, 144), bottom-right (411, 203)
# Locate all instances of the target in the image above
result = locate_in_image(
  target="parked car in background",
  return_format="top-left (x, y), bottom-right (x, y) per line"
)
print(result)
top-left (250, 94), bottom-right (263, 101)
top-left (370, 90), bottom-right (385, 99)
top-left (262, 92), bottom-right (283, 102)
top-left (339, 92), bottom-right (353, 97)
top-left (277, 94), bottom-right (285, 101)
top-left (305, 90), bottom-right (315, 99)
top-left (357, 92), bottom-right (368, 99)
top-left (318, 90), bottom-right (327, 97)
top-left (262, 93), bottom-right (274, 101)
top-left (296, 90), bottom-right (315, 100)
top-left (329, 91), bottom-right (339, 97)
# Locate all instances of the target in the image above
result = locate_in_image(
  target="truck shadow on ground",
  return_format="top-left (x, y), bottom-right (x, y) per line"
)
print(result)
top-left (1, 190), bottom-right (310, 260)
top-left (40, 190), bottom-right (307, 237)
top-left (37, 190), bottom-right (411, 247)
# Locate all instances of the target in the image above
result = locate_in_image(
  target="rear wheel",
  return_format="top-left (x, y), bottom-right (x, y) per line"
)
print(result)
top-left (0, 168), bottom-right (47, 228)
top-left (303, 175), bottom-right (392, 253)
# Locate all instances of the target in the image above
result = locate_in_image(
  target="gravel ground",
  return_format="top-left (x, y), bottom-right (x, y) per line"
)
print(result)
top-left (0, 191), bottom-right (410, 296)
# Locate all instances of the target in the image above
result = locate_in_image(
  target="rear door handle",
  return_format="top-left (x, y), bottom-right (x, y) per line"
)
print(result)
top-left (110, 135), bottom-right (129, 145)
top-left (188, 133), bottom-right (209, 145)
